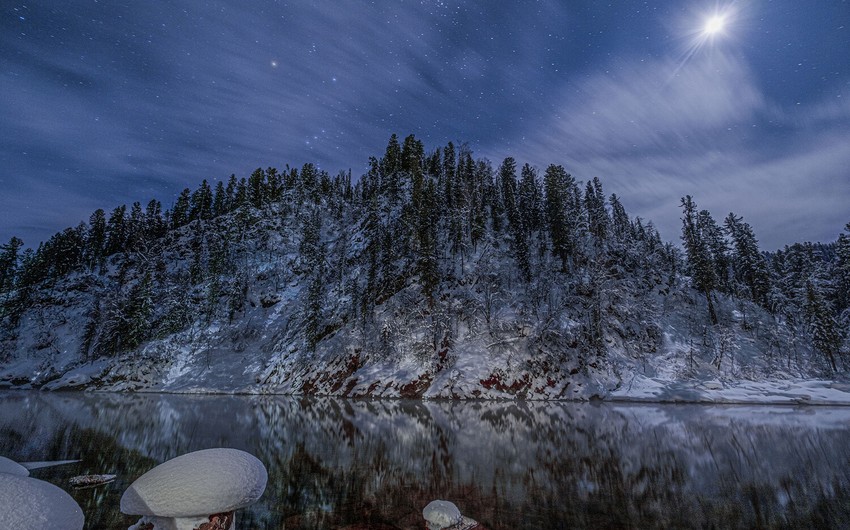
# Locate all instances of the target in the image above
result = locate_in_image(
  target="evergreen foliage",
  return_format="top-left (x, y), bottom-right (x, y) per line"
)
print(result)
top-left (0, 134), bottom-right (846, 379)
top-left (680, 196), bottom-right (718, 324)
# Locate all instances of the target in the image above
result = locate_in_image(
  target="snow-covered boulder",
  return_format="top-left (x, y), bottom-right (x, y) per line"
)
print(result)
top-left (0, 473), bottom-right (85, 530)
top-left (0, 455), bottom-right (29, 476)
top-left (121, 448), bottom-right (267, 530)
top-left (422, 500), bottom-right (483, 530)
top-left (423, 500), bottom-right (462, 529)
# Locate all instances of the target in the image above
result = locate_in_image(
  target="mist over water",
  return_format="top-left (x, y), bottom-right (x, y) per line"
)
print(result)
top-left (1, 391), bottom-right (849, 529)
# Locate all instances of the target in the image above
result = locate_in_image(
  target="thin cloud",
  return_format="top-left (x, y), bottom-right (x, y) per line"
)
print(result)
top-left (507, 52), bottom-right (849, 249)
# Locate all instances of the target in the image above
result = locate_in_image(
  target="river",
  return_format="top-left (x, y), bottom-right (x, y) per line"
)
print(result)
top-left (1, 391), bottom-right (849, 529)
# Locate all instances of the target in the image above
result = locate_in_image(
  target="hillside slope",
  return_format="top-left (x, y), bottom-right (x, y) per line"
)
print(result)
top-left (1, 136), bottom-right (847, 401)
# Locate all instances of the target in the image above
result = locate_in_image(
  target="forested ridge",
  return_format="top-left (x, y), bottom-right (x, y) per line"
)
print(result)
top-left (0, 134), bottom-right (847, 395)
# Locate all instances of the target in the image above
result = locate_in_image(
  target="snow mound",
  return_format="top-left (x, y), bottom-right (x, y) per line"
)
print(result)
top-left (0, 473), bottom-right (85, 530)
top-left (121, 448), bottom-right (267, 518)
top-left (423, 500), bottom-right (462, 530)
top-left (0, 455), bottom-right (29, 476)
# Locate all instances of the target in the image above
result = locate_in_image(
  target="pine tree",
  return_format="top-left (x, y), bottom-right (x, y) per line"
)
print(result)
top-left (496, 158), bottom-right (531, 281)
top-left (382, 134), bottom-right (402, 176)
top-left (499, 157), bottom-right (519, 230)
top-left (86, 209), bottom-right (107, 270)
top-left (145, 199), bottom-right (165, 241)
top-left (0, 237), bottom-right (23, 292)
top-left (835, 222), bottom-right (850, 313)
top-left (248, 168), bottom-right (265, 209)
top-left (442, 141), bottom-right (456, 209)
top-left (401, 134), bottom-right (424, 175)
top-left (124, 272), bottom-right (154, 351)
top-left (105, 205), bottom-right (128, 256)
top-left (212, 181), bottom-right (226, 217)
top-left (697, 209), bottom-right (730, 293)
top-left (609, 194), bottom-right (630, 244)
top-left (48, 225), bottom-right (86, 276)
top-left (805, 279), bottom-right (841, 371)
top-left (298, 163), bottom-right (319, 204)
top-left (725, 213), bottom-right (770, 305)
top-left (234, 177), bottom-right (249, 208)
top-left (172, 188), bottom-right (191, 228)
top-left (680, 196), bottom-right (718, 324)
top-left (191, 179), bottom-right (214, 220)
top-left (225, 174), bottom-right (238, 210)
top-left (266, 167), bottom-right (282, 202)
top-left (584, 177), bottom-right (608, 243)
top-left (127, 202), bottom-right (145, 251)
top-left (300, 209), bottom-right (325, 350)
top-left (544, 164), bottom-right (575, 271)
top-left (518, 164), bottom-right (542, 233)
top-left (469, 160), bottom-right (490, 250)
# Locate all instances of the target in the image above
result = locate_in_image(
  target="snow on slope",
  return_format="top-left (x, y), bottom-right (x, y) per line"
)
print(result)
top-left (1, 184), bottom-right (846, 403)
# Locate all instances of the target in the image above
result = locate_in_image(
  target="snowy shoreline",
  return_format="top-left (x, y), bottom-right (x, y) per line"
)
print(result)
top-left (4, 377), bottom-right (850, 406)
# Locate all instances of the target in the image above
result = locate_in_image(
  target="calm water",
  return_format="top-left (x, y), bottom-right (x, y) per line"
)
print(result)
top-left (1, 391), bottom-right (849, 529)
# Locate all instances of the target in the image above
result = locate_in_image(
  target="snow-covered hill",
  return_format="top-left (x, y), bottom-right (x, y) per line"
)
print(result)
top-left (1, 136), bottom-right (847, 401)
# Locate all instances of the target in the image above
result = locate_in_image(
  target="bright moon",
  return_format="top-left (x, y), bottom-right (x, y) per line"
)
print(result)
top-left (703, 14), bottom-right (726, 35)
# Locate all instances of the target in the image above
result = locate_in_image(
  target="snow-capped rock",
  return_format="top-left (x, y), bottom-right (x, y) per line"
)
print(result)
top-left (121, 448), bottom-right (267, 529)
top-left (0, 473), bottom-right (85, 530)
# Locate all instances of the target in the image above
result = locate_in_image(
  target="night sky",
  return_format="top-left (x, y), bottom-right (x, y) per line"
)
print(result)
top-left (2, 1), bottom-right (848, 250)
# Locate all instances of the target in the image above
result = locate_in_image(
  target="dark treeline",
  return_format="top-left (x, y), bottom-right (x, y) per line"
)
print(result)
top-left (680, 195), bottom-right (849, 371)
top-left (0, 134), bottom-right (847, 371)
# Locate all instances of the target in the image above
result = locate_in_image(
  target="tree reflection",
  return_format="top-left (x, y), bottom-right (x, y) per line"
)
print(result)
top-left (1, 392), bottom-right (849, 529)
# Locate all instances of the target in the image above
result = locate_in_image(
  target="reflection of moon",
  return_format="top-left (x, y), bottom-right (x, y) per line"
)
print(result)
top-left (703, 14), bottom-right (726, 35)
top-left (270, 60), bottom-right (278, 68)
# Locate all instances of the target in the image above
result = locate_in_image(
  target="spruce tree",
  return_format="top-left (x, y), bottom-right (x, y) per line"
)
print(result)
top-left (127, 202), bottom-right (145, 251)
top-left (213, 181), bottom-right (226, 217)
top-left (172, 188), bottom-right (191, 228)
top-left (584, 177), bottom-right (608, 243)
top-left (225, 174), bottom-right (238, 210)
top-left (105, 205), bottom-right (128, 256)
top-left (145, 199), bottom-right (165, 240)
top-left (442, 141), bottom-right (456, 209)
top-left (300, 209), bottom-right (325, 350)
top-left (248, 168), bottom-right (265, 209)
top-left (86, 209), bottom-right (107, 270)
top-left (266, 167), bottom-right (281, 202)
top-left (0, 237), bottom-right (24, 292)
top-left (608, 194), bottom-right (630, 244)
top-left (499, 157), bottom-right (519, 230)
top-left (725, 213), bottom-right (770, 305)
top-left (518, 164), bottom-right (542, 233)
top-left (805, 279), bottom-right (841, 371)
top-left (191, 179), bottom-right (214, 220)
top-left (680, 196), bottom-right (718, 324)
top-left (401, 134), bottom-right (424, 175)
top-left (544, 164), bottom-right (574, 271)
top-left (835, 222), bottom-right (850, 313)
top-left (124, 272), bottom-right (154, 350)
top-left (697, 209), bottom-right (730, 293)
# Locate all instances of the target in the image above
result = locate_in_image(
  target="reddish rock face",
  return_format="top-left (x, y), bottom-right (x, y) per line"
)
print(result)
top-left (197, 511), bottom-right (234, 530)
top-left (339, 523), bottom-right (398, 530)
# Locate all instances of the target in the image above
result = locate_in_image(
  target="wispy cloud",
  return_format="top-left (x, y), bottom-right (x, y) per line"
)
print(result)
top-left (505, 52), bottom-right (850, 249)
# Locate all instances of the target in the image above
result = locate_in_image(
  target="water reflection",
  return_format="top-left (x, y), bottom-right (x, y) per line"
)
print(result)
top-left (1, 391), bottom-right (849, 529)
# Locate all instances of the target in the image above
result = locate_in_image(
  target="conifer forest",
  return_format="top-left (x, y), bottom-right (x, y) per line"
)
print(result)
top-left (1, 135), bottom-right (848, 397)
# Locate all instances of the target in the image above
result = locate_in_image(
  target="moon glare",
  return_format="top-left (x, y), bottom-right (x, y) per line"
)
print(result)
top-left (703, 14), bottom-right (726, 35)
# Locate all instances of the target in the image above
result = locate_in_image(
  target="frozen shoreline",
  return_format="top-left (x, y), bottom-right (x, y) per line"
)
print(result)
top-left (609, 374), bottom-right (850, 405)
top-left (4, 376), bottom-right (850, 406)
